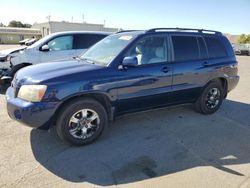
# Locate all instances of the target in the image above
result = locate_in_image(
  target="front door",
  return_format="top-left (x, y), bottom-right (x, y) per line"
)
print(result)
top-left (116, 35), bottom-right (173, 114)
top-left (39, 35), bottom-right (76, 63)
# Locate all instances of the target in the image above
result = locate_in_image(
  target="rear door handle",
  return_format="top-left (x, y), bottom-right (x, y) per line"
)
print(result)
top-left (161, 66), bottom-right (171, 73)
top-left (202, 61), bottom-right (210, 67)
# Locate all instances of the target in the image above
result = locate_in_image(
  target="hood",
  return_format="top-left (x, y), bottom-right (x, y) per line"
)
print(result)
top-left (0, 46), bottom-right (26, 58)
top-left (14, 60), bottom-right (104, 85)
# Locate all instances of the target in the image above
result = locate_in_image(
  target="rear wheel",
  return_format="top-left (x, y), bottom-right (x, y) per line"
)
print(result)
top-left (194, 81), bottom-right (224, 114)
top-left (56, 98), bottom-right (108, 146)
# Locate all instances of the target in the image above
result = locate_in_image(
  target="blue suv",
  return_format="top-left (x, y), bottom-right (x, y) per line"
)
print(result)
top-left (6, 28), bottom-right (239, 146)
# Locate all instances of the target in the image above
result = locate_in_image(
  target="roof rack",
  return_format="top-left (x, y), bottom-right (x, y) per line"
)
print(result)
top-left (116, 30), bottom-right (142, 33)
top-left (146, 28), bottom-right (222, 35)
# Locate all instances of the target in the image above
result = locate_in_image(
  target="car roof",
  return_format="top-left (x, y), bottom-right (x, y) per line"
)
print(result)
top-left (50, 31), bottom-right (112, 37)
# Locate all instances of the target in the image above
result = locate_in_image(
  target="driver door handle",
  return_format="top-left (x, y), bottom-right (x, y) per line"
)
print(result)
top-left (202, 61), bottom-right (210, 67)
top-left (161, 66), bottom-right (171, 73)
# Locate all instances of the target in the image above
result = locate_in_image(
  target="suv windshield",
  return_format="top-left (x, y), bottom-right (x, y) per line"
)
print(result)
top-left (80, 33), bottom-right (136, 66)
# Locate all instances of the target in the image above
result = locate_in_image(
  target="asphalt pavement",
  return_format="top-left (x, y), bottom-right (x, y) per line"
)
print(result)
top-left (0, 49), bottom-right (250, 188)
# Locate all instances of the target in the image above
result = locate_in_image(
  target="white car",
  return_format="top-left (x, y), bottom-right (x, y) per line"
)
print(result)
top-left (0, 31), bottom-right (110, 81)
top-left (232, 43), bottom-right (250, 55)
top-left (19, 38), bottom-right (31, 45)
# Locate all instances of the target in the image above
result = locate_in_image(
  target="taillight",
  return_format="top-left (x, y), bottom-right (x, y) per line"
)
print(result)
top-left (229, 62), bottom-right (238, 74)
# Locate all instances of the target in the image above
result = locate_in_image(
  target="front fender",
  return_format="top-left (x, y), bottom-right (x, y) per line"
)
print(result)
top-left (10, 52), bottom-right (27, 66)
top-left (42, 81), bottom-right (117, 103)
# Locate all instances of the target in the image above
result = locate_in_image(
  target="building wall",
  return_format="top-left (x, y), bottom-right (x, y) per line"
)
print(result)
top-left (32, 22), bottom-right (51, 37)
top-left (32, 21), bottom-right (118, 37)
top-left (0, 27), bottom-right (41, 44)
top-left (0, 21), bottom-right (118, 44)
top-left (0, 33), bottom-right (40, 44)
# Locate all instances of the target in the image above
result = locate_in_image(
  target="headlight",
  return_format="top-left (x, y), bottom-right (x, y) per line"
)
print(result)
top-left (6, 56), bottom-right (11, 61)
top-left (18, 85), bottom-right (47, 102)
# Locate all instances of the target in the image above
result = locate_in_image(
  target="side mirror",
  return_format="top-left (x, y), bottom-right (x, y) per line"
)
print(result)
top-left (41, 44), bottom-right (49, 52)
top-left (122, 56), bottom-right (138, 67)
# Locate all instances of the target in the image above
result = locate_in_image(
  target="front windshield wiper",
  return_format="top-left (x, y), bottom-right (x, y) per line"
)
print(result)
top-left (80, 58), bottom-right (96, 64)
top-left (73, 56), bottom-right (81, 61)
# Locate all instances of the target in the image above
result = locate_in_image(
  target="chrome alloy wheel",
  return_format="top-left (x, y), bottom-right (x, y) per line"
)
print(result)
top-left (68, 109), bottom-right (100, 139)
top-left (205, 88), bottom-right (221, 109)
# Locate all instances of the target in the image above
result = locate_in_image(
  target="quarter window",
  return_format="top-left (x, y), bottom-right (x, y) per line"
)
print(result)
top-left (204, 36), bottom-right (227, 58)
top-left (48, 35), bottom-right (73, 51)
top-left (172, 36), bottom-right (199, 61)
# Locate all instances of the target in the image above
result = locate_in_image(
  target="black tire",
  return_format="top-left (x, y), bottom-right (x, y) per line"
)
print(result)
top-left (194, 81), bottom-right (224, 114)
top-left (56, 98), bottom-right (108, 146)
top-left (9, 64), bottom-right (30, 78)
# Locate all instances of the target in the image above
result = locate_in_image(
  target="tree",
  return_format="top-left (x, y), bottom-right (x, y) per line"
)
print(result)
top-left (238, 34), bottom-right (250, 44)
top-left (23, 23), bottom-right (32, 28)
top-left (0, 23), bottom-right (5, 27)
top-left (8, 20), bottom-right (31, 28)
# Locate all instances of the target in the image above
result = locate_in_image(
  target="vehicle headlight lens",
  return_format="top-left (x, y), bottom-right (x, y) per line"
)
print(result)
top-left (18, 85), bottom-right (47, 102)
top-left (6, 56), bottom-right (11, 61)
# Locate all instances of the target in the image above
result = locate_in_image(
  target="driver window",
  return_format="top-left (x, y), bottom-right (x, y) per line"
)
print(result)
top-left (127, 36), bottom-right (167, 65)
top-left (47, 35), bottom-right (73, 51)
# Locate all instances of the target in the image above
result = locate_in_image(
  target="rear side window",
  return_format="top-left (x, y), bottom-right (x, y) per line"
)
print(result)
top-left (74, 34), bottom-right (107, 49)
top-left (172, 36), bottom-right (199, 61)
top-left (204, 36), bottom-right (227, 58)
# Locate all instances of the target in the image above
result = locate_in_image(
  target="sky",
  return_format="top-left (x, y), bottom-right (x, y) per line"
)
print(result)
top-left (0, 0), bottom-right (249, 34)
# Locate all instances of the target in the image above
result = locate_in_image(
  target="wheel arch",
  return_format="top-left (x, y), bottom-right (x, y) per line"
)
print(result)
top-left (204, 77), bottom-right (228, 98)
top-left (10, 62), bottom-right (32, 77)
top-left (53, 92), bottom-right (114, 126)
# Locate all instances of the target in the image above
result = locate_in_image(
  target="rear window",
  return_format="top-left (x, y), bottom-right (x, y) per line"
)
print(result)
top-left (74, 34), bottom-right (107, 49)
top-left (172, 36), bottom-right (199, 61)
top-left (204, 36), bottom-right (227, 58)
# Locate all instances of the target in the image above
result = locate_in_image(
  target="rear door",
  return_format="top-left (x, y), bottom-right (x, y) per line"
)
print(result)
top-left (74, 34), bottom-right (107, 56)
top-left (39, 34), bottom-right (76, 63)
top-left (171, 34), bottom-right (211, 103)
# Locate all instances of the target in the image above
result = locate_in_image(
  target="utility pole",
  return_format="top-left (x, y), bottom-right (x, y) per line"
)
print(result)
top-left (46, 15), bottom-right (51, 22)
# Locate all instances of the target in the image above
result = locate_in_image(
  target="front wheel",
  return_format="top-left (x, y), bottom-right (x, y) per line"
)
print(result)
top-left (9, 64), bottom-right (30, 79)
top-left (56, 98), bottom-right (108, 146)
top-left (194, 81), bottom-right (224, 114)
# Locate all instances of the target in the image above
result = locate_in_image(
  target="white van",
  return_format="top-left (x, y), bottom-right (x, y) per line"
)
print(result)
top-left (0, 31), bottom-right (110, 79)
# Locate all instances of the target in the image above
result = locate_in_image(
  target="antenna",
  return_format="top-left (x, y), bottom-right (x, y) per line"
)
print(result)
top-left (82, 13), bottom-right (85, 23)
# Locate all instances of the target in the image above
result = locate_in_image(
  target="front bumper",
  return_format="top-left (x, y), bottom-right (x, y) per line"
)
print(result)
top-left (235, 50), bottom-right (250, 55)
top-left (6, 87), bottom-right (60, 129)
top-left (227, 75), bottom-right (240, 92)
top-left (0, 60), bottom-right (11, 82)
top-left (240, 50), bottom-right (250, 55)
